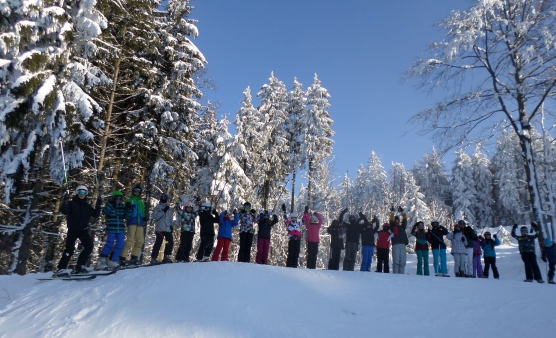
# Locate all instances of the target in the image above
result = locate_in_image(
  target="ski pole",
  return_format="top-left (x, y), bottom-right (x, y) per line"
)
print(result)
top-left (92, 147), bottom-right (99, 188)
top-left (60, 140), bottom-right (69, 194)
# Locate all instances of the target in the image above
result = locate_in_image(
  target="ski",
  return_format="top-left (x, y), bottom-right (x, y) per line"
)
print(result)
top-left (74, 269), bottom-right (117, 277)
top-left (38, 275), bottom-right (97, 281)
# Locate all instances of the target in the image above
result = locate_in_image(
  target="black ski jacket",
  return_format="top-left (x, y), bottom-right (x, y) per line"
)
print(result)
top-left (199, 210), bottom-right (219, 236)
top-left (257, 214), bottom-right (278, 239)
top-left (61, 195), bottom-right (101, 230)
top-left (429, 226), bottom-right (449, 250)
top-left (360, 217), bottom-right (379, 246)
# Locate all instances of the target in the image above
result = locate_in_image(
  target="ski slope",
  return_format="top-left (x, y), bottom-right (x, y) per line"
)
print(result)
top-left (0, 244), bottom-right (554, 338)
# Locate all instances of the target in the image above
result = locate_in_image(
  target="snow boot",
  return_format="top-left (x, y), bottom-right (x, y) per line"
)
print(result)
top-left (150, 258), bottom-right (160, 265)
top-left (53, 269), bottom-right (71, 278)
top-left (162, 255), bottom-right (173, 264)
top-left (537, 279), bottom-right (545, 283)
top-left (548, 280), bottom-right (555, 284)
top-left (524, 279), bottom-right (534, 282)
top-left (119, 256), bottom-right (130, 267)
top-left (74, 265), bottom-right (93, 274)
top-left (106, 259), bottom-right (119, 268)
top-left (96, 255), bottom-right (108, 270)
top-left (202, 256), bottom-right (210, 262)
top-left (129, 255), bottom-right (140, 266)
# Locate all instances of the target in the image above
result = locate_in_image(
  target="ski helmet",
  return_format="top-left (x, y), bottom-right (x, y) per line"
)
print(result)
top-left (310, 215), bottom-right (319, 224)
top-left (544, 238), bottom-right (553, 247)
top-left (458, 220), bottom-right (466, 227)
top-left (132, 185), bottom-right (142, 193)
top-left (290, 213), bottom-right (298, 220)
top-left (520, 226), bottom-right (528, 232)
top-left (243, 202), bottom-right (251, 211)
top-left (184, 200), bottom-right (194, 210)
top-left (431, 220), bottom-right (440, 226)
top-left (200, 202), bottom-right (212, 211)
top-left (160, 193), bottom-right (168, 203)
top-left (75, 185), bottom-right (88, 195)
top-left (484, 231), bottom-right (491, 236)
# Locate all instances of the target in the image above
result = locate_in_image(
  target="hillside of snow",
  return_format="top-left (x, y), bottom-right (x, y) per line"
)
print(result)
top-left (1, 244), bottom-right (555, 338)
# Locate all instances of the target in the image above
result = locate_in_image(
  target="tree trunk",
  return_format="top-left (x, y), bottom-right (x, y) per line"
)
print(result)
top-left (290, 169), bottom-right (296, 213)
top-left (307, 160), bottom-right (313, 209)
top-left (263, 179), bottom-right (270, 210)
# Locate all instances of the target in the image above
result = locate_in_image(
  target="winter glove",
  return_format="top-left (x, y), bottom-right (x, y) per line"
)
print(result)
top-left (493, 234), bottom-right (497, 239)
top-left (542, 257), bottom-right (547, 263)
top-left (390, 206), bottom-right (395, 212)
top-left (281, 203), bottom-right (286, 213)
top-left (163, 205), bottom-right (170, 213)
top-left (478, 236), bottom-right (484, 241)
top-left (342, 207), bottom-right (348, 213)
top-left (512, 224), bottom-right (518, 229)
top-left (126, 202), bottom-right (135, 210)
top-left (250, 209), bottom-right (256, 214)
top-left (62, 193), bottom-right (71, 202)
top-left (531, 223), bottom-right (538, 229)
top-left (461, 237), bottom-right (466, 242)
top-left (96, 196), bottom-right (102, 205)
top-left (144, 216), bottom-right (149, 222)
top-left (304, 206), bottom-right (309, 214)
top-left (397, 206), bottom-right (404, 212)
top-left (195, 196), bottom-right (201, 205)
top-left (232, 208), bottom-right (238, 214)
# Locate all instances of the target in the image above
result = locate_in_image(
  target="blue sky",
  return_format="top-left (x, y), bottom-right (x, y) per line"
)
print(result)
top-left (191, 0), bottom-right (471, 180)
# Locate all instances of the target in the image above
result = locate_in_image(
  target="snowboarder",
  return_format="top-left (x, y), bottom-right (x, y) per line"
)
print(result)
top-left (175, 200), bottom-right (197, 262)
top-left (390, 206), bottom-right (408, 274)
top-left (303, 206), bottom-right (323, 269)
top-left (237, 202), bottom-right (258, 263)
top-left (428, 220), bottom-right (449, 277)
top-left (212, 210), bottom-right (240, 261)
top-left (375, 222), bottom-right (392, 273)
top-left (359, 213), bottom-right (379, 272)
top-left (446, 222), bottom-right (468, 277)
top-left (55, 185), bottom-right (101, 276)
top-left (326, 220), bottom-right (344, 270)
top-left (339, 208), bottom-right (361, 271)
top-left (196, 202), bottom-right (219, 262)
top-left (97, 190), bottom-right (130, 270)
top-left (255, 209), bottom-right (278, 264)
top-left (283, 204), bottom-right (302, 268)
top-left (462, 221), bottom-right (478, 277)
top-left (512, 223), bottom-right (544, 283)
top-left (411, 221), bottom-right (431, 276)
top-left (542, 237), bottom-right (556, 284)
top-left (119, 184), bottom-right (147, 266)
top-left (151, 193), bottom-right (175, 264)
top-left (478, 231), bottom-right (500, 279)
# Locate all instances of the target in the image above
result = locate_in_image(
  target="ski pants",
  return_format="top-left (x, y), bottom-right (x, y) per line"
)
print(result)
top-left (432, 248), bottom-right (447, 275)
top-left (465, 247), bottom-right (474, 275)
top-left (100, 232), bottom-right (125, 262)
top-left (453, 253), bottom-right (466, 275)
top-left (473, 254), bottom-right (484, 277)
top-left (306, 242), bottom-right (319, 269)
top-left (196, 235), bottom-right (215, 260)
top-left (483, 256), bottom-right (499, 279)
top-left (238, 232), bottom-right (254, 262)
top-left (256, 238), bottom-right (271, 264)
top-left (392, 243), bottom-right (406, 274)
top-left (58, 229), bottom-right (94, 270)
top-left (376, 248), bottom-right (390, 273)
top-left (176, 231), bottom-right (194, 262)
top-left (328, 248), bottom-right (342, 270)
top-left (360, 245), bottom-right (374, 271)
top-left (548, 260), bottom-right (555, 281)
top-left (212, 238), bottom-right (232, 261)
top-left (287, 239), bottom-right (301, 268)
top-left (343, 242), bottom-right (358, 271)
top-left (152, 231), bottom-right (174, 259)
top-left (521, 252), bottom-right (543, 281)
top-left (416, 250), bottom-right (430, 276)
top-left (121, 225), bottom-right (145, 259)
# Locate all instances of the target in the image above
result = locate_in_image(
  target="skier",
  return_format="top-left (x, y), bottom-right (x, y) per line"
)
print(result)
top-left (237, 202), bottom-right (258, 263)
top-left (359, 213), bottom-right (379, 272)
top-left (428, 220), bottom-right (449, 277)
top-left (97, 190), bottom-right (130, 270)
top-left (375, 222), bottom-right (392, 273)
top-left (151, 193), bottom-right (174, 264)
top-left (119, 184), bottom-right (147, 266)
top-left (303, 206), bottom-right (323, 269)
top-left (196, 202), bottom-right (219, 262)
top-left (212, 210), bottom-right (239, 261)
top-left (390, 206), bottom-right (408, 274)
top-left (411, 221), bottom-right (431, 276)
top-left (478, 231), bottom-right (500, 279)
top-left (326, 220), bottom-right (344, 270)
top-left (541, 237), bottom-right (556, 284)
top-left (339, 208), bottom-right (361, 271)
top-left (55, 185), bottom-right (101, 276)
top-left (446, 222), bottom-right (468, 277)
top-left (512, 223), bottom-right (544, 283)
top-left (255, 209), bottom-right (278, 265)
top-left (462, 221), bottom-right (478, 277)
top-left (472, 237), bottom-right (484, 278)
top-left (283, 204), bottom-right (302, 268)
top-left (175, 200), bottom-right (198, 262)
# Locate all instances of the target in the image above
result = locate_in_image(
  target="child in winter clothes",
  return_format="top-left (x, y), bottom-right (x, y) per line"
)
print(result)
top-left (283, 204), bottom-right (303, 268)
top-left (376, 223), bottom-right (393, 273)
top-left (212, 210), bottom-right (239, 262)
top-left (512, 223), bottom-right (544, 283)
top-left (478, 231), bottom-right (500, 279)
top-left (462, 221), bottom-right (478, 277)
top-left (428, 220), bottom-right (449, 276)
top-left (303, 207), bottom-right (323, 269)
top-left (327, 220), bottom-right (344, 270)
top-left (151, 193), bottom-right (174, 264)
top-left (446, 223), bottom-right (468, 277)
top-left (360, 214), bottom-right (379, 272)
top-left (472, 239), bottom-right (484, 277)
top-left (120, 185), bottom-right (147, 266)
top-left (255, 210), bottom-right (278, 264)
top-left (411, 221), bottom-right (431, 276)
top-left (197, 202), bottom-right (219, 262)
top-left (175, 200), bottom-right (197, 262)
top-left (390, 206), bottom-right (408, 274)
top-left (98, 190), bottom-right (130, 269)
top-left (339, 208), bottom-right (361, 271)
top-left (542, 238), bottom-right (556, 284)
top-left (238, 202), bottom-right (258, 263)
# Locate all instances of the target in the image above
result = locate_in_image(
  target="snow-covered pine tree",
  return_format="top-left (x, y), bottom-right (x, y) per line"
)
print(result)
top-left (451, 148), bottom-right (476, 225)
top-left (405, 172), bottom-right (430, 227)
top-left (352, 165), bottom-right (369, 214)
top-left (412, 147), bottom-right (452, 209)
top-left (388, 163), bottom-right (409, 210)
top-left (364, 151), bottom-right (388, 218)
top-left (0, 0), bottom-right (109, 274)
top-left (302, 74), bottom-right (334, 208)
top-left (471, 145), bottom-right (494, 228)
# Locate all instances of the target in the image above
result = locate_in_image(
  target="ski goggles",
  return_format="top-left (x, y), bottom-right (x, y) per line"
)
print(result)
top-left (77, 189), bottom-right (88, 196)
top-left (114, 195), bottom-right (123, 200)
top-left (244, 206), bottom-right (251, 211)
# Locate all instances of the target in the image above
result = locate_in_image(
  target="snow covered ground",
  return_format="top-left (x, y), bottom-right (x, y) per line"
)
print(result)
top-left (1, 244), bottom-right (555, 338)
